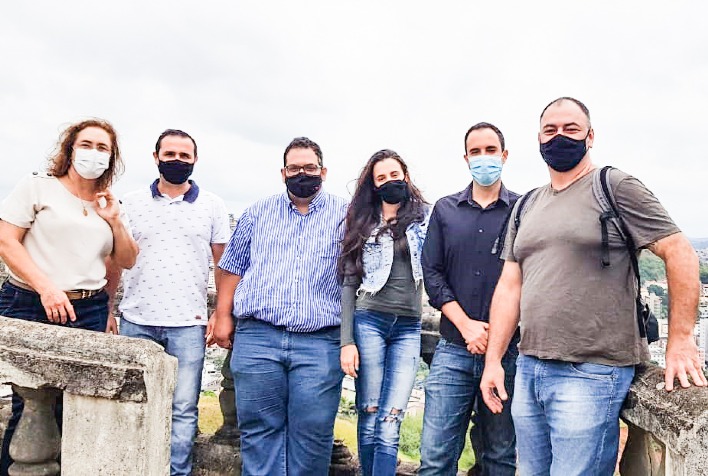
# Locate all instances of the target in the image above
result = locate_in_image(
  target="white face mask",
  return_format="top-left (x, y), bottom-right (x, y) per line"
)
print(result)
top-left (73, 148), bottom-right (110, 180)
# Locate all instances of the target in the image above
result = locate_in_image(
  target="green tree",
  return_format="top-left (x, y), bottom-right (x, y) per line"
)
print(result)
top-left (638, 251), bottom-right (666, 283)
top-left (700, 263), bottom-right (708, 284)
top-left (647, 284), bottom-right (665, 297)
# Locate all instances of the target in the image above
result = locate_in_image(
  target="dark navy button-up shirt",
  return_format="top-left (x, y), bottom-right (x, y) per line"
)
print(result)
top-left (422, 183), bottom-right (519, 347)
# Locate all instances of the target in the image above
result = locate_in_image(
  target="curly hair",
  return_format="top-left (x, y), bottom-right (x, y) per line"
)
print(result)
top-left (47, 118), bottom-right (123, 191)
top-left (338, 149), bottom-right (428, 280)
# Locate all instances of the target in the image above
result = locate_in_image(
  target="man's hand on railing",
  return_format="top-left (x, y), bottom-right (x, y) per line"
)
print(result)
top-left (664, 335), bottom-right (707, 391)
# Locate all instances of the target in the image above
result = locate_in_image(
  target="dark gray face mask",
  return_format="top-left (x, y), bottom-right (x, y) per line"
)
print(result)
top-left (375, 180), bottom-right (409, 204)
top-left (286, 173), bottom-right (322, 198)
top-left (539, 132), bottom-right (589, 172)
top-left (158, 160), bottom-right (194, 184)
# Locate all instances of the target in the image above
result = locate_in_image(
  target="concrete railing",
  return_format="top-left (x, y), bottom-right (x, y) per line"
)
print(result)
top-left (0, 316), bottom-right (177, 475)
top-left (4, 310), bottom-right (708, 475)
top-left (620, 364), bottom-right (708, 475)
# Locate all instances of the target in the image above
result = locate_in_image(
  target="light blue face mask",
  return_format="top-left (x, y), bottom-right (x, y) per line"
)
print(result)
top-left (468, 155), bottom-right (503, 186)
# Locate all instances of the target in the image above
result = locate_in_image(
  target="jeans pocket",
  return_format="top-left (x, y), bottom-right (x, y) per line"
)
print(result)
top-left (570, 362), bottom-right (616, 380)
top-left (0, 283), bottom-right (42, 320)
top-left (0, 285), bottom-right (18, 316)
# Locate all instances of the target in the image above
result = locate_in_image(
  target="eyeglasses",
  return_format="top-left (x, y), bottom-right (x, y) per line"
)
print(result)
top-left (284, 164), bottom-right (322, 175)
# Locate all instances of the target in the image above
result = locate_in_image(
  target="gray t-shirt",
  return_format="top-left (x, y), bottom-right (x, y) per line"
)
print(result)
top-left (357, 243), bottom-right (422, 317)
top-left (502, 169), bottom-right (680, 366)
top-left (340, 240), bottom-right (422, 346)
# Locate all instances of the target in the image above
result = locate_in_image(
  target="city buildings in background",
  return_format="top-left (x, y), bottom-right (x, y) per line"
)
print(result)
top-left (648, 282), bottom-right (708, 369)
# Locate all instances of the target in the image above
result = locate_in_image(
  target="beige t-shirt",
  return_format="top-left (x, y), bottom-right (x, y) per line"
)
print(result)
top-left (0, 173), bottom-right (122, 291)
top-left (502, 169), bottom-right (680, 366)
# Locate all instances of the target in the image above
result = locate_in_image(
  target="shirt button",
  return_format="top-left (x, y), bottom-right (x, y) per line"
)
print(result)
top-left (478, 229), bottom-right (483, 233)
top-left (475, 271), bottom-right (481, 276)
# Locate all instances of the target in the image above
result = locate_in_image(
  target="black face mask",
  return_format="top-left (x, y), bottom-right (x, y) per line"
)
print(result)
top-left (286, 173), bottom-right (322, 198)
top-left (375, 180), bottom-right (409, 204)
top-left (158, 160), bottom-right (194, 184)
top-left (539, 133), bottom-right (589, 172)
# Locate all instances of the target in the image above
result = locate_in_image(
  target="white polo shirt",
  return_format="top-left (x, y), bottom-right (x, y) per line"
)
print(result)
top-left (119, 180), bottom-right (231, 327)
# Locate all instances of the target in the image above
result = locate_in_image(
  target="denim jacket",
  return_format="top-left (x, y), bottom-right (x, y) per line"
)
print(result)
top-left (359, 208), bottom-right (431, 295)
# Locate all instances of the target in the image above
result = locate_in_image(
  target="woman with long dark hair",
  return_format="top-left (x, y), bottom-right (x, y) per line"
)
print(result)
top-left (339, 149), bottom-right (429, 476)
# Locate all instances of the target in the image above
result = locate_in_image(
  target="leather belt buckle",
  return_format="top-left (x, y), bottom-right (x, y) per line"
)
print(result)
top-left (66, 288), bottom-right (103, 300)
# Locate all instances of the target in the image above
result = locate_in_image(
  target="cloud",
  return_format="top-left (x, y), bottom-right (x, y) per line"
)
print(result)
top-left (1, 0), bottom-right (707, 235)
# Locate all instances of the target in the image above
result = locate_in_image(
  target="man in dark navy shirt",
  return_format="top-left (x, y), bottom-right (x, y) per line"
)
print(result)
top-left (419, 122), bottom-right (519, 476)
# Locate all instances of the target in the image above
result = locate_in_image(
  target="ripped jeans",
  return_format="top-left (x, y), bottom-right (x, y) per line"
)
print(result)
top-left (354, 309), bottom-right (421, 476)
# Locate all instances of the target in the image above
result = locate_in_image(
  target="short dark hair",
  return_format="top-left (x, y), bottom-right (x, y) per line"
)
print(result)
top-left (463, 122), bottom-right (505, 152)
top-left (155, 129), bottom-right (198, 157)
top-left (540, 97), bottom-right (591, 126)
top-left (283, 137), bottom-right (323, 166)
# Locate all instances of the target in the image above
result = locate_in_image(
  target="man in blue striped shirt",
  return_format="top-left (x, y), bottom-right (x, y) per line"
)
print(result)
top-left (213, 137), bottom-right (347, 476)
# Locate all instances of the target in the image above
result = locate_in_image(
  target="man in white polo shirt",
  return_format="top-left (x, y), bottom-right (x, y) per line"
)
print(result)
top-left (118, 129), bottom-right (231, 476)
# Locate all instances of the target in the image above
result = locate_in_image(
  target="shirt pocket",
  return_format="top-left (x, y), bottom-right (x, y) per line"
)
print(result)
top-left (317, 237), bottom-right (341, 259)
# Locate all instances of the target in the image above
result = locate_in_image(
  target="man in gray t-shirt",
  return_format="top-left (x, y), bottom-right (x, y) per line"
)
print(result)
top-left (480, 97), bottom-right (706, 475)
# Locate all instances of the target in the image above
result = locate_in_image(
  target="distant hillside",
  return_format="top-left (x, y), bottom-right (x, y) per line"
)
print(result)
top-left (640, 250), bottom-right (708, 284)
top-left (639, 251), bottom-right (666, 282)
top-left (691, 238), bottom-right (708, 250)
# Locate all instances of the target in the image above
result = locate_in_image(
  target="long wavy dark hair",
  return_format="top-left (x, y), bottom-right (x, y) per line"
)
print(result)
top-left (338, 149), bottom-right (428, 280)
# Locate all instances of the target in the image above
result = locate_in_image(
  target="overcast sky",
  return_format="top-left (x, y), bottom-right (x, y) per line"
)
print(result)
top-left (2, 1), bottom-right (707, 236)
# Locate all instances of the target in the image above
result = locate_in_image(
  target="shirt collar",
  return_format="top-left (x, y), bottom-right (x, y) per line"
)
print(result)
top-left (281, 189), bottom-right (327, 212)
top-left (455, 182), bottom-right (510, 208)
top-left (150, 179), bottom-right (199, 203)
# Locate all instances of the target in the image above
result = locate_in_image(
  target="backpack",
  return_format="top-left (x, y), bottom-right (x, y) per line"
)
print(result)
top-left (504, 166), bottom-right (659, 344)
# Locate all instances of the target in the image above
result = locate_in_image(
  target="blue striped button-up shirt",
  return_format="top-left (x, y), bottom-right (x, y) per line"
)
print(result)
top-left (219, 190), bottom-right (348, 332)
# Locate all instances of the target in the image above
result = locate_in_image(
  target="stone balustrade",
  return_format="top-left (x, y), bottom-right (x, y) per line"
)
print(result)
top-left (0, 316), bottom-right (177, 475)
top-left (3, 312), bottom-right (708, 475)
top-left (620, 363), bottom-right (708, 475)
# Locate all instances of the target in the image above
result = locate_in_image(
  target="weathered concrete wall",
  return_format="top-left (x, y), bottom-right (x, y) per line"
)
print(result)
top-left (192, 435), bottom-right (242, 476)
top-left (0, 399), bottom-right (9, 438)
top-left (0, 316), bottom-right (177, 475)
top-left (620, 364), bottom-right (708, 475)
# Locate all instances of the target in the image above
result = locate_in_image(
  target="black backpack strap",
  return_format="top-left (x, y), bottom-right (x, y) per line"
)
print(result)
top-left (593, 166), bottom-right (620, 267)
top-left (594, 167), bottom-right (642, 294)
top-left (492, 188), bottom-right (539, 256)
top-left (491, 208), bottom-right (513, 256)
top-left (595, 167), bottom-right (652, 340)
top-left (514, 188), bottom-right (539, 230)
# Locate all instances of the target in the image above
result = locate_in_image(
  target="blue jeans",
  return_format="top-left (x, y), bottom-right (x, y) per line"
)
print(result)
top-left (419, 338), bottom-right (517, 476)
top-left (353, 309), bottom-right (421, 476)
top-left (231, 318), bottom-right (343, 476)
top-left (512, 354), bottom-right (635, 476)
top-left (119, 319), bottom-right (206, 476)
top-left (0, 281), bottom-right (108, 476)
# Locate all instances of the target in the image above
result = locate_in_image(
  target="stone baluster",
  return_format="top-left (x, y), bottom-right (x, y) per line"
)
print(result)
top-left (8, 385), bottom-right (60, 476)
top-left (214, 349), bottom-right (241, 443)
top-left (619, 421), bottom-right (665, 475)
